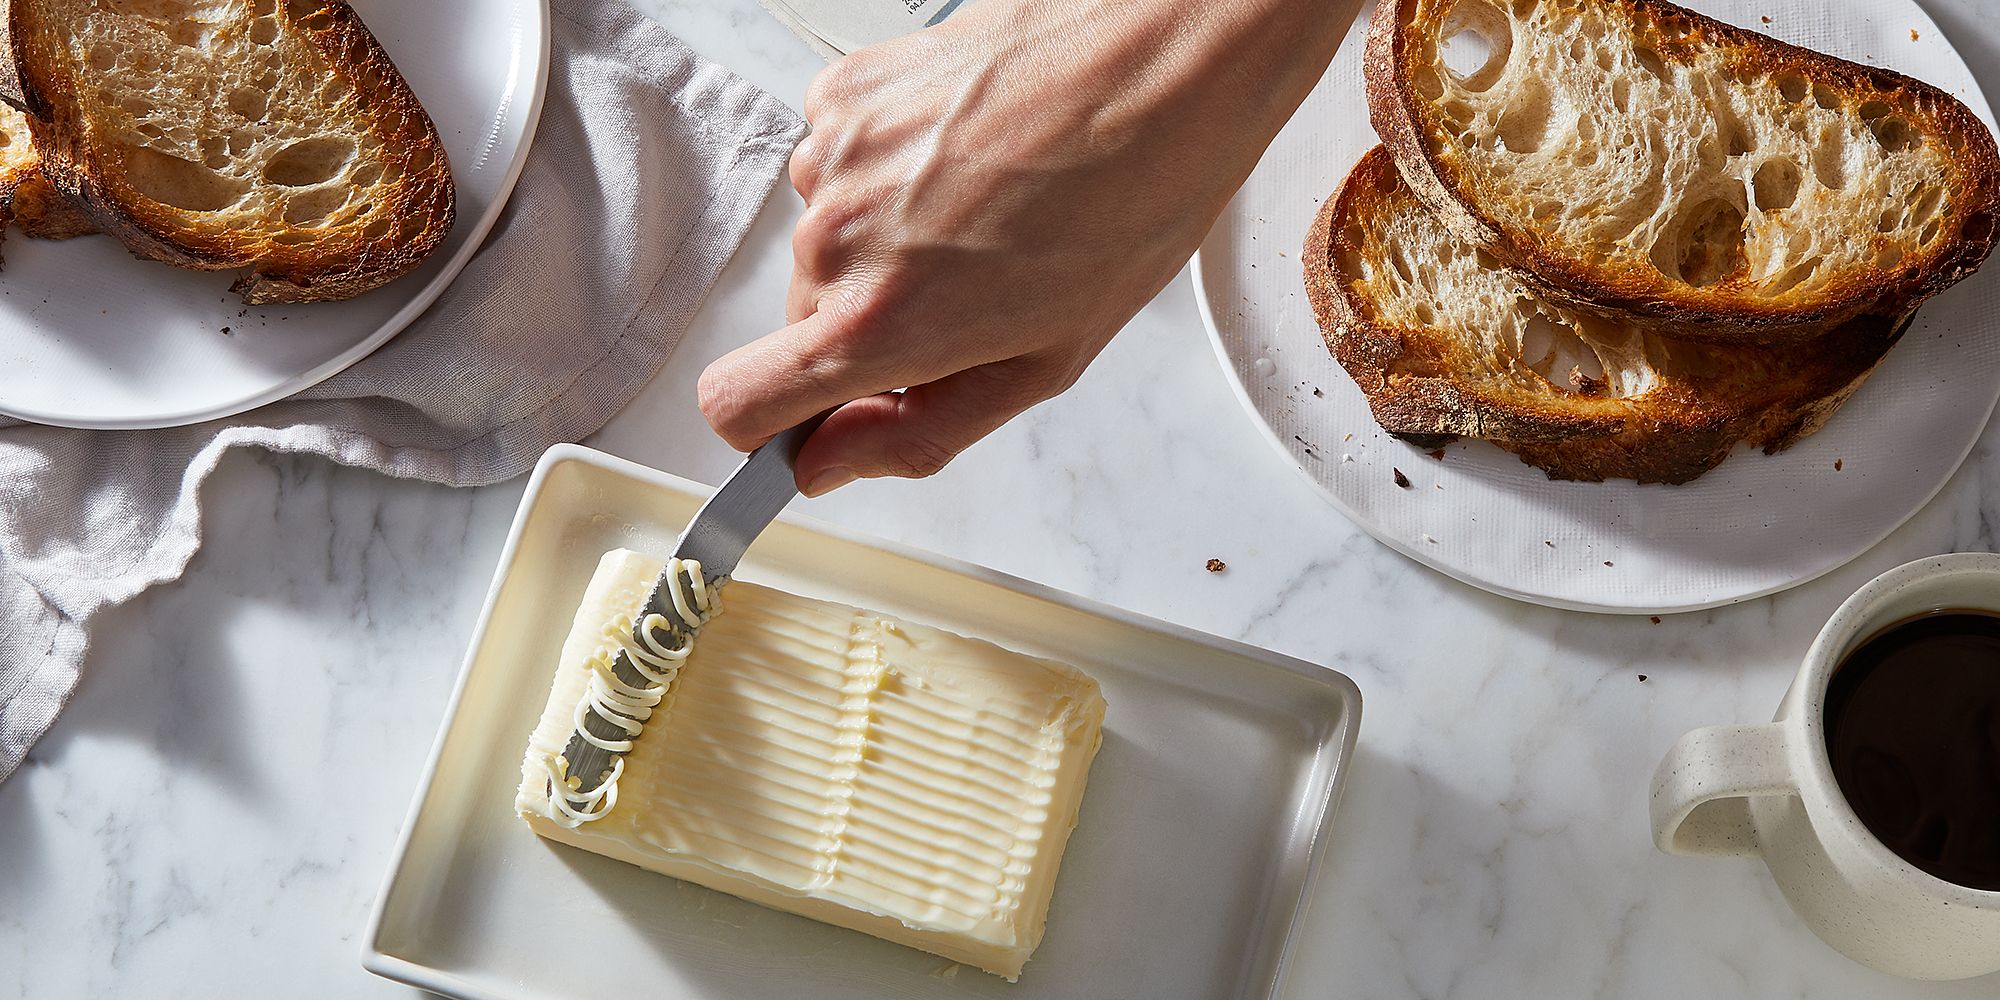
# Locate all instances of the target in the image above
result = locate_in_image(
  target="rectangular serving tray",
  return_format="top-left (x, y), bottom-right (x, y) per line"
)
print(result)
top-left (363, 444), bottom-right (1361, 999)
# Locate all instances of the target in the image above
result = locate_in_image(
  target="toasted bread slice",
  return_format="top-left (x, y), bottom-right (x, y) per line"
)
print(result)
top-left (1305, 147), bottom-right (1907, 484)
top-left (0, 101), bottom-right (92, 241)
top-left (1365, 0), bottom-right (2000, 340)
top-left (1, 0), bottom-right (454, 303)
top-left (0, 100), bottom-right (96, 259)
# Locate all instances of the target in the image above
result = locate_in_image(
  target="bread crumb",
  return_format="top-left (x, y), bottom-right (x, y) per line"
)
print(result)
top-left (1569, 368), bottom-right (1607, 395)
top-left (1761, 14), bottom-right (1771, 22)
top-left (1393, 468), bottom-right (1411, 489)
top-left (220, 326), bottom-right (232, 336)
top-left (1423, 533), bottom-right (1438, 544)
top-left (1650, 616), bottom-right (1662, 624)
top-left (1544, 540), bottom-right (1554, 548)
top-left (1312, 387), bottom-right (1324, 398)
top-left (1341, 453), bottom-right (1355, 463)
top-left (1343, 433), bottom-right (1354, 442)
top-left (1603, 560), bottom-right (1614, 567)
top-left (1911, 28), bottom-right (1920, 41)
top-left (1205, 558), bottom-right (1227, 573)
top-left (1834, 459), bottom-right (1844, 471)
top-left (1638, 674), bottom-right (1649, 683)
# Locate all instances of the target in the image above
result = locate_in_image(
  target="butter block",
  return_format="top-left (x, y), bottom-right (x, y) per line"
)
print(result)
top-left (517, 549), bottom-right (1107, 981)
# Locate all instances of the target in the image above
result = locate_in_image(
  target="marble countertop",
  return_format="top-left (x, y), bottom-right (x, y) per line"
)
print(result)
top-left (7, 0), bottom-right (2000, 996)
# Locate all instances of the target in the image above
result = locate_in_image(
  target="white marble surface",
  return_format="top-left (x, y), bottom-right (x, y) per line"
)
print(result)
top-left (5, 0), bottom-right (2000, 996)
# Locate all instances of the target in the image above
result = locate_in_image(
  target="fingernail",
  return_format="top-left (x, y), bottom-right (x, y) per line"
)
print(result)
top-left (803, 467), bottom-right (857, 498)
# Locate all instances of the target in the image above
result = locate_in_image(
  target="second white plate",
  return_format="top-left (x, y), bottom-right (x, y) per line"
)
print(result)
top-left (1194, 0), bottom-right (2000, 614)
top-left (0, 0), bottom-right (549, 429)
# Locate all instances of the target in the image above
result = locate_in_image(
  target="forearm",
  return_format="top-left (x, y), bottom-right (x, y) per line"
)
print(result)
top-left (965, 0), bottom-right (1358, 176)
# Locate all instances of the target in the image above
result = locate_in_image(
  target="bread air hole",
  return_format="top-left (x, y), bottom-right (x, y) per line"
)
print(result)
top-left (1654, 199), bottom-right (1747, 287)
top-left (1812, 83), bottom-right (1841, 111)
top-left (1414, 65), bottom-right (1446, 101)
top-left (1964, 211), bottom-right (1996, 245)
top-left (1909, 186), bottom-right (1944, 228)
top-left (1777, 72), bottom-right (1809, 104)
top-left (1632, 45), bottom-right (1670, 84)
top-left (1519, 315), bottom-right (1611, 393)
top-left (117, 144), bottom-right (245, 212)
top-left (1497, 77), bottom-right (1555, 153)
top-left (228, 87), bottom-right (268, 121)
top-left (1764, 256), bottom-right (1821, 297)
top-left (1438, 0), bottom-right (1511, 93)
top-left (1868, 114), bottom-right (1918, 153)
top-left (263, 136), bottom-right (356, 186)
top-left (250, 17), bottom-right (279, 45)
top-left (168, 19), bottom-right (209, 49)
top-left (283, 186), bottom-right (346, 224)
top-left (1752, 160), bottom-right (1801, 212)
top-left (1813, 133), bottom-right (1849, 190)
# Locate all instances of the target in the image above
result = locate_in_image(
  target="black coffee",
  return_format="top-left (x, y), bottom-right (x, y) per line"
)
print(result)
top-left (1824, 610), bottom-right (2000, 891)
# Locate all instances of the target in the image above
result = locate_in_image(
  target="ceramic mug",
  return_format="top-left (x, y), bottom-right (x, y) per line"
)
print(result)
top-left (1650, 552), bottom-right (2000, 981)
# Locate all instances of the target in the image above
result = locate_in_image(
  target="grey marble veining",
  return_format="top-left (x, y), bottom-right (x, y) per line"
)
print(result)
top-left (5, 0), bottom-right (2000, 996)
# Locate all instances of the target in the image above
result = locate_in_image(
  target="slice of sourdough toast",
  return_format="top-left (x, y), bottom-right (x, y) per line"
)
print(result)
top-left (1305, 147), bottom-right (1907, 484)
top-left (0, 102), bottom-right (93, 242)
top-left (1, 0), bottom-right (454, 303)
top-left (1364, 0), bottom-right (2000, 340)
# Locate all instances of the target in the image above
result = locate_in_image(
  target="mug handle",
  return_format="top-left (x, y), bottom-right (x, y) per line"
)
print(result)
top-left (1649, 723), bottom-right (1796, 857)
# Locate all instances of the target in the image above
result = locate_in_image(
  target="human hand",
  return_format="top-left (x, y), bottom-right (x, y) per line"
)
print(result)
top-left (698, 0), bottom-right (1356, 495)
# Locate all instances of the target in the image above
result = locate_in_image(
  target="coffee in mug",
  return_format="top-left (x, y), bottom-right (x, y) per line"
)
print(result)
top-left (1822, 610), bottom-right (2000, 893)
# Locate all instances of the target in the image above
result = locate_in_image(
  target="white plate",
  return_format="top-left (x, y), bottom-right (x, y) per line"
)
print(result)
top-left (363, 445), bottom-right (1362, 1000)
top-left (1194, 0), bottom-right (2000, 615)
top-left (0, 0), bottom-right (550, 429)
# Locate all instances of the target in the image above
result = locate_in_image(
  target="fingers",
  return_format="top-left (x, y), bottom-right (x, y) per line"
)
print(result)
top-left (792, 356), bottom-right (1067, 495)
top-left (698, 310), bottom-right (874, 451)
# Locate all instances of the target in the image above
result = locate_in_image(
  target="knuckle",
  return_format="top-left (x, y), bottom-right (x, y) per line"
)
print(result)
top-left (804, 56), bottom-right (862, 121)
top-left (695, 364), bottom-right (753, 442)
top-left (791, 198), bottom-right (864, 276)
top-left (788, 135), bottom-right (824, 198)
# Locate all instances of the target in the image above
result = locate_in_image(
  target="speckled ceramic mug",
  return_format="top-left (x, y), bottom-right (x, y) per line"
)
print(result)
top-left (1650, 552), bottom-right (2000, 981)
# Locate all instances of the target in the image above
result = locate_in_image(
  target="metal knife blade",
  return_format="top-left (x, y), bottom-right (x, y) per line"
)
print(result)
top-left (558, 417), bottom-right (824, 796)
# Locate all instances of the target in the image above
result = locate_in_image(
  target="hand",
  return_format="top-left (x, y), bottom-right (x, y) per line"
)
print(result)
top-left (698, 0), bottom-right (1356, 495)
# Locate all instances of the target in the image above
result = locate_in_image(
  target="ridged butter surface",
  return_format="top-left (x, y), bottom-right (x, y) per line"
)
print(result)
top-left (516, 549), bottom-right (1107, 981)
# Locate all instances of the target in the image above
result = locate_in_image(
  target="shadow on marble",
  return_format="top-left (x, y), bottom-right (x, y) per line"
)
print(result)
top-left (0, 756), bottom-right (46, 900)
top-left (65, 597), bottom-right (266, 802)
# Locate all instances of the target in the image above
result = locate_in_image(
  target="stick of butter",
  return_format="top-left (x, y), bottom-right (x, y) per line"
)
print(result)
top-left (516, 548), bottom-right (1107, 981)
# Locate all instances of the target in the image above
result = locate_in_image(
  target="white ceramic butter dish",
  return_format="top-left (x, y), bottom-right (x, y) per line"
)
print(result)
top-left (362, 444), bottom-right (1361, 999)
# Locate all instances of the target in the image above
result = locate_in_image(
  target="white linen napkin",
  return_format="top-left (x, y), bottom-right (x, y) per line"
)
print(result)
top-left (0, 0), bottom-right (805, 782)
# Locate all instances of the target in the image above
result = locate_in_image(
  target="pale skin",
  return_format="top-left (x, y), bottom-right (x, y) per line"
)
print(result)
top-left (697, 0), bottom-right (1362, 495)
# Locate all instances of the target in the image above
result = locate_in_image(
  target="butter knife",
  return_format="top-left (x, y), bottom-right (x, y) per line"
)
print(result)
top-left (559, 417), bottom-right (824, 794)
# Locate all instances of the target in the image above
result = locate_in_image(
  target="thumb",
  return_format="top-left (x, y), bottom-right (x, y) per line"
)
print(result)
top-left (793, 357), bottom-right (1058, 496)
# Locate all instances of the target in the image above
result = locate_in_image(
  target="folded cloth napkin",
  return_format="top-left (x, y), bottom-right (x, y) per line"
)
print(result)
top-left (0, 0), bottom-right (805, 783)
